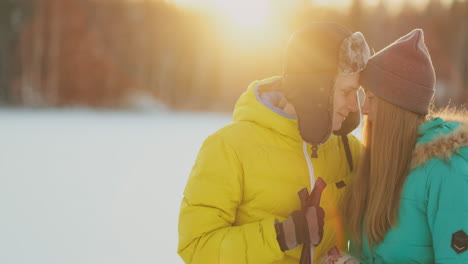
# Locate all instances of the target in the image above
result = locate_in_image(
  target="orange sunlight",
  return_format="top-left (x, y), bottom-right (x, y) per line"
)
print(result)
top-left (170, 0), bottom-right (270, 28)
top-left (212, 0), bottom-right (270, 28)
top-left (167, 0), bottom-right (437, 41)
top-left (169, 0), bottom-right (435, 22)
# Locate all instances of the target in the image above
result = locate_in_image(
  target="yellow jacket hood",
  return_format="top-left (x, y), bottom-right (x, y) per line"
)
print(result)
top-left (233, 76), bottom-right (303, 143)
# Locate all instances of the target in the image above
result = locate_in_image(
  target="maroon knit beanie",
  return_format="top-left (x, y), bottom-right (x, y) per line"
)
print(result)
top-left (360, 29), bottom-right (435, 115)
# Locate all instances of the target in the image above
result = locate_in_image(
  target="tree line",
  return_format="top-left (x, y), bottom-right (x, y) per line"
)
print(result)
top-left (0, 0), bottom-right (466, 110)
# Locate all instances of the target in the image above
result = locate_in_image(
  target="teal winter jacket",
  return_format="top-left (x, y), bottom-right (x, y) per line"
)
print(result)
top-left (352, 116), bottom-right (468, 263)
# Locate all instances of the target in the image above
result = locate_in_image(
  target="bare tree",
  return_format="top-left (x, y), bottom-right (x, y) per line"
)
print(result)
top-left (45, 0), bottom-right (60, 105)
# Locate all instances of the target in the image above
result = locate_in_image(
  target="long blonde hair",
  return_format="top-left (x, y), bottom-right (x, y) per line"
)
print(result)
top-left (342, 96), bottom-right (426, 249)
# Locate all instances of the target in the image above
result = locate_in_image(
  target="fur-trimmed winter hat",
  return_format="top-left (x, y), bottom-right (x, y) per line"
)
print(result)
top-left (360, 29), bottom-right (435, 115)
top-left (282, 22), bottom-right (370, 156)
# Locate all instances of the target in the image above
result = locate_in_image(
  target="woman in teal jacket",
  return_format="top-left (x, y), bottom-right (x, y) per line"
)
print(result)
top-left (341, 29), bottom-right (468, 264)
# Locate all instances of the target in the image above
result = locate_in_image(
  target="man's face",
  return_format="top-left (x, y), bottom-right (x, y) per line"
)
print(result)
top-left (332, 73), bottom-right (360, 131)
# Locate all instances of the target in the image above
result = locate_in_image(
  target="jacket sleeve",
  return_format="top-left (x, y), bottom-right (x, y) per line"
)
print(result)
top-left (177, 134), bottom-right (284, 264)
top-left (426, 157), bottom-right (468, 263)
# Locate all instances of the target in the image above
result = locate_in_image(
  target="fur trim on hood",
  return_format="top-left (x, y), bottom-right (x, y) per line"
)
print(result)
top-left (411, 113), bottom-right (468, 168)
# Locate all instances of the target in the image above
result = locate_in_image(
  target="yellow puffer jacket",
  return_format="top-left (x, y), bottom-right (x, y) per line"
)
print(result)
top-left (178, 76), bottom-right (362, 264)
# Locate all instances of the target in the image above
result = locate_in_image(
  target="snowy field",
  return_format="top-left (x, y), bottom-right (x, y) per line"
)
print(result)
top-left (0, 108), bottom-right (361, 264)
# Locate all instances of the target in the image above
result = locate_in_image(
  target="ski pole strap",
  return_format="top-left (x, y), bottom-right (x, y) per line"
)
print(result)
top-left (298, 178), bottom-right (327, 264)
top-left (298, 188), bottom-right (312, 264)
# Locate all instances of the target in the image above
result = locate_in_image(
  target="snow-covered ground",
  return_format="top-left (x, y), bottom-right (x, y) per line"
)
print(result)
top-left (0, 108), bottom-right (361, 264)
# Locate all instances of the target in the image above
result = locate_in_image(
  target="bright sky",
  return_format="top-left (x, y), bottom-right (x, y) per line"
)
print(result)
top-left (170, 0), bottom-right (272, 27)
top-left (168, 0), bottom-right (446, 28)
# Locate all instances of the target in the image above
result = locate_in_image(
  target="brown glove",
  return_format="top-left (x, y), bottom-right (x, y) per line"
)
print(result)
top-left (275, 177), bottom-right (326, 251)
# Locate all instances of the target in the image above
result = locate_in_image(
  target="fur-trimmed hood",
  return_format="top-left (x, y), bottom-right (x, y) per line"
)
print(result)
top-left (411, 113), bottom-right (468, 168)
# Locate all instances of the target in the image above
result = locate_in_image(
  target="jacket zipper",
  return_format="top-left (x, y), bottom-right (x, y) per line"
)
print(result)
top-left (302, 141), bottom-right (316, 264)
top-left (302, 141), bottom-right (316, 191)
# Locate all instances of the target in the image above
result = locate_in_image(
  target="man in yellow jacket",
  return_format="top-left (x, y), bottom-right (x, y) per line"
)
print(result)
top-left (178, 22), bottom-right (370, 264)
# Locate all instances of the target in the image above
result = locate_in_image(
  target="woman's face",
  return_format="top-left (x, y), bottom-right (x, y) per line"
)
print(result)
top-left (361, 89), bottom-right (377, 122)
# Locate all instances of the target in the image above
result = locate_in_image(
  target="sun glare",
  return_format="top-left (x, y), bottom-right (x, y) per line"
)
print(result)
top-left (211, 0), bottom-right (270, 28)
top-left (169, 0), bottom-right (435, 27)
top-left (170, 0), bottom-right (270, 28)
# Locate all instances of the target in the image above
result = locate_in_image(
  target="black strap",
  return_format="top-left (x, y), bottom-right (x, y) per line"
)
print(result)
top-left (341, 135), bottom-right (354, 172)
